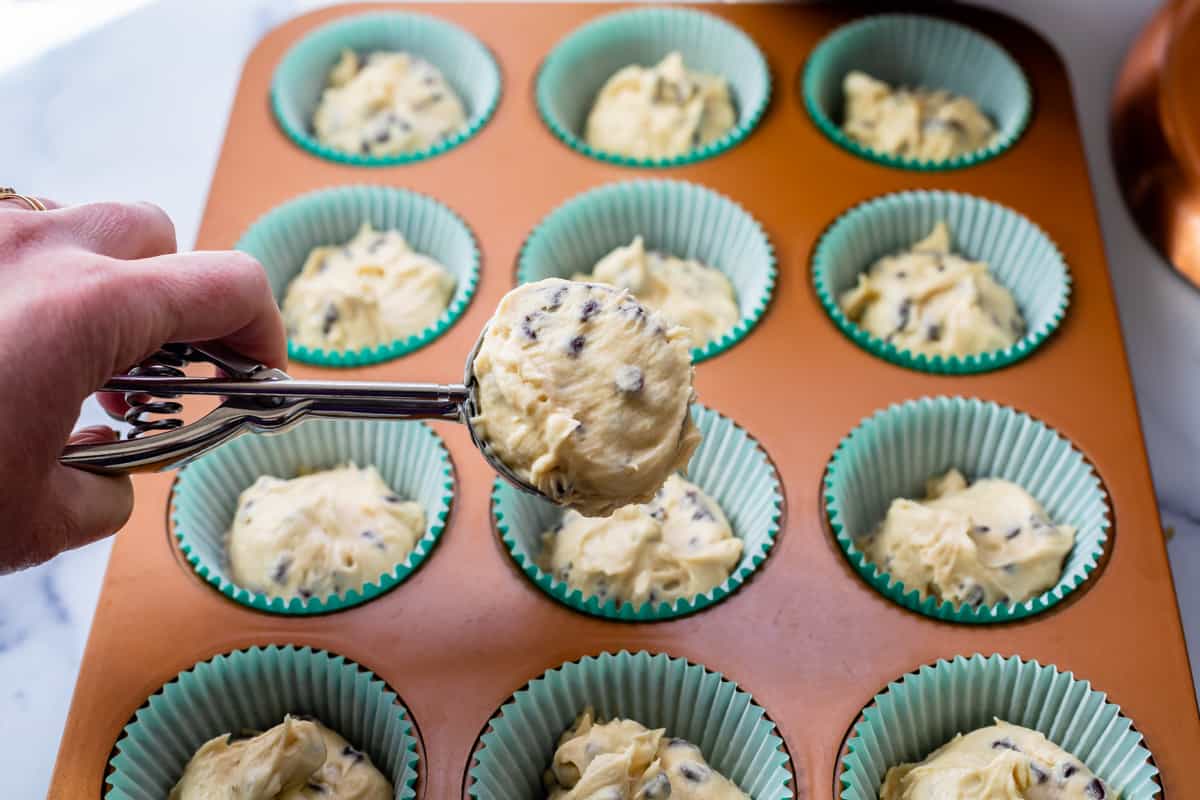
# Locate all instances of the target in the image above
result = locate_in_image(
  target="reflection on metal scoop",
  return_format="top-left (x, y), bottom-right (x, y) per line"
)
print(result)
top-left (58, 330), bottom-right (544, 499)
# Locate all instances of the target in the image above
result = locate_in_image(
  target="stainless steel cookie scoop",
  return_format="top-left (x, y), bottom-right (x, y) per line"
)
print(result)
top-left (57, 334), bottom-right (541, 497)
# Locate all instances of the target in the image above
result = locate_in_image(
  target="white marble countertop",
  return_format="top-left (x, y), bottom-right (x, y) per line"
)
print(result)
top-left (2, 0), bottom-right (1198, 796)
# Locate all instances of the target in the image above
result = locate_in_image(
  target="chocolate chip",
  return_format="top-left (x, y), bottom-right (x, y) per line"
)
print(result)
top-left (272, 555), bottom-right (292, 584)
top-left (369, 235), bottom-right (387, 253)
top-left (298, 588), bottom-right (313, 600)
top-left (896, 270), bottom-right (908, 280)
top-left (374, 128), bottom-right (390, 143)
top-left (640, 772), bottom-right (672, 799)
top-left (678, 762), bottom-right (710, 783)
top-left (1063, 764), bottom-right (1079, 779)
top-left (972, 525), bottom-right (990, 534)
top-left (1006, 527), bottom-right (1022, 539)
top-left (1029, 763), bottom-right (1048, 784)
top-left (521, 311), bottom-right (544, 340)
top-left (361, 530), bottom-right (385, 550)
top-left (1002, 563), bottom-right (1019, 574)
top-left (567, 335), bottom-right (585, 357)
top-left (648, 590), bottom-right (660, 604)
top-left (649, 507), bottom-right (666, 522)
top-left (991, 738), bottom-right (1019, 751)
top-left (306, 781), bottom-right (327, 794)
top-left (322, 304), bottom-right (339, 336)
top-left (423, 74), bottom-right (437, 86)
top-left (384, 494), bottom-right (402, 503)
top-left (895, 297), bottom-right (912, 333)
top-left (687, 536), bottom-right (699, 549)
top-left (342, 744), bottom-right (365, 763)
top-left (544, 285), bottom-right (568, 311)
top-left (998, 594), bottom-right (1010, 604)
top-left (963, 584), bottom-right (985, 607)
top-left (926, 323), bottom-right (942, 342)
top-left (615, 365), bottom-right (644, 393)
top-left (579, 299), bottom-right (600, 322)
top-left (617, 300), bottom-right (646, 322)
top-left (1085, 778), bottom-right (1106, 799)
top-left (936, 255), bottom-right (946, 272)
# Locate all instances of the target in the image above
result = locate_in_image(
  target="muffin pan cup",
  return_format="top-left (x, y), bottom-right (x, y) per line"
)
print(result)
top-left (517, 179), bottom-right (776, 363)
top-left (803, 13), bottom-right (1032, 170)
top-left (839, 653), bottom-right (1161, 799)
top-left (236, 184), bottom-right (480, 367)
top-left (172, 418), bottom-right (454, 615)
top-left (536, 6), bottom-right (771, 167)
top-left (105, 645), bottom-right (420, 800)
top-left (812, 189), bottom-right (1071, 374)
top-left (824, 396), bottom-right (1110, 623)
top-left (47, 4), bottom-right (1200, 798)
top-left (468, 650), bottom-right (794, 799)
top-left (493, 403), bottom-right (783, 621)
top-left (271, 11), bottom-right (501, 165)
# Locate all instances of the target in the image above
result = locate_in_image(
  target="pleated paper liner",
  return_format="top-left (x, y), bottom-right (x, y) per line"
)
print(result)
top-left (536, 7), bottom-right (771, 167)
top-left (172, 418), bottom-right (454, 616)
top-left (825, 396), bottom-right (1110, 624)
top-left (517, 179), bottom-right (776, 362)
top-left (838, 654), bottom-right (1161, 799)
top-left (813, 189), bottom-right (1070, 374)
top-left (468, 650), bottom-right (794, 799)
top-left (804, 13), bottom-right (1032, 170)
top-left (105, 645), bottom-right (420, 800)
top-left (493, 404), bottom-right (782, 621)
top-left (271, 11), bottom-right (501, 165)
top-left (236, 184), bottom-right (480, 367)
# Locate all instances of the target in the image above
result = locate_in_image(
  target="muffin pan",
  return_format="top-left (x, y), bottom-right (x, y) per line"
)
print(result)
top-left (48, 3), bottom-right (1199, 798)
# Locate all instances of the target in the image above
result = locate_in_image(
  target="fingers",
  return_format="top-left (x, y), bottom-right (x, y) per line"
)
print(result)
top-left (51, 200), bottom-right (176, 260)
top-left (68, 425), bottom-right (119, 445)
top-left (96, 391), bottom-right (130, 421)
top-left (107, 249), bottom-right (287, 371)
top-left (0, 194), bottom-right (59, 211)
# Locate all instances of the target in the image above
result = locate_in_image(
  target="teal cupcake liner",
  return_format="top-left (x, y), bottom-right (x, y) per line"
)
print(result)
top-left (469, 650), bottom-right (794, 799)
top-left (517, 179), bottom-right (776, 362)
top-left (493, 404), bottom-right (782, 621)
top-left (271, 11), bottom-right (500, 165)
top-left (173, 418), bottom-right (454, 615)
top-left (237, 185), bottom-right (480, 367)
top-left (813, 190), bottom-right (1070, 374)
top-left (106, 645), bottom-right (420, 799)
top-left (804, 13), bottom-right (1032, 170)
top-left (536, 7), bottom-right (771, 167)
top-left (839, 653), bottom-right (1161, 799)
top-left (824, 396), bottom-right (1110, 623)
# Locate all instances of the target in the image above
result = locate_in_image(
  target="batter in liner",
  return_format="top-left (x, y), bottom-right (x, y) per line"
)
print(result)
top-left (313, 49), bottom-right (466, 156)
top-left (573, 236), bottom-right (740, 349)
top-left (282, 221), bottom-right (456, 352)
top-left (170, 715), bottom-right (391, 800)
top-left (227, 464), bottom-right (425, 601)
top-left (546, 707), bottom-right (748, 799)
top-left (838, 222), bottom-right (1025, 358)
top-left (471, 278), bottom-right (700, 517)
top-left (860, 468), bottom-right (1075, 608)
top-left (537, 474), bottom-right (742, 608)
top-left (585, 51), bottom-right (736, 160)
top-left (841, 70), bottom-right (997, 161)
top-left (881, 720), bottom-right (1110, 799)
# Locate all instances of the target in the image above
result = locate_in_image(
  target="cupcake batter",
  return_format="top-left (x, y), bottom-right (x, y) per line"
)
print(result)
top-left (170, 715), bottom-right (391, 800)
top-left (860, 468), bottom-right (1076, 608)
top-left (838, 222), bottom-right (1025, 358)
top-left (471, 278), bottom-right (700, 517)
top-left (282, 221), bottom-right (456, 351)
top-left (538, 474), bottom-right (742, 608)
top-left (227, 464), bottom-right (425, 601)
top-left (313, 49), bottom-right (466, 156)
top-left (881, 720), bottom-right (1110, 799)
top-left (573, 236), bottom-right (739, 349)
top-left (546, 707), bottom-right (749, 800)
top-left (841, 70), bottom-right (997, 161)
top-left (585, 51), bottom-right (736, 160)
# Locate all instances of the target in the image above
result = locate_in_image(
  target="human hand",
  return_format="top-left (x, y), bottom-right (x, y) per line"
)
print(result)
top-left (0, 196), bottom-right (286, 571)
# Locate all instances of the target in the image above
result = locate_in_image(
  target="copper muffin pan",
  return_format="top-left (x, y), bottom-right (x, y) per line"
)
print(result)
top-left (49, 2), bottom-right (1200, 797)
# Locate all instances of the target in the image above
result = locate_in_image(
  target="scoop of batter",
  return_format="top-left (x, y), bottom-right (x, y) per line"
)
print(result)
top-left (585, 51), bottom-right (736, 160)
top-left (572, 236), bottom-right (739, 349)
top-left (881, 720), bottom-right (1110, 800)
top-left (839, 222), bottom-right (1024, 358)
top-left (538, 473), bottom-right (742, 608)
top-left (545, 707), bottom-right (748, 799)
top-left (472, 278), bottom-right (700, 517)
top-left (841, 70), bottom-right (996, 161)
top-left (313, 49), bottom-right (466, 156)
top-left (227, 463), bottom-right (425, 601)
top-left (282, 221), bottom-right (456, 352)
top-left (860, 468), bottom-right (1075, 608)
top-left (170, 715), bottom-right (391, 800)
